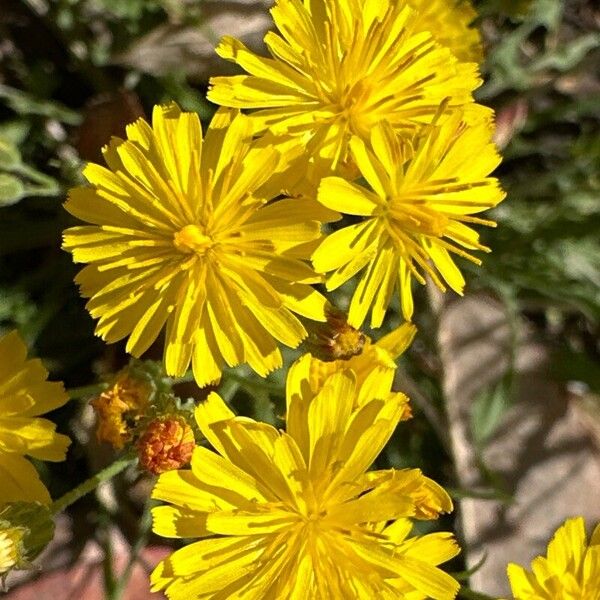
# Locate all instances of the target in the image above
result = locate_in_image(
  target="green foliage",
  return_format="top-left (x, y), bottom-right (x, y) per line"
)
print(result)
top-left (476, 0), bottom-right (600, 327)
top-left (471, 379), bottom-right (512, 447)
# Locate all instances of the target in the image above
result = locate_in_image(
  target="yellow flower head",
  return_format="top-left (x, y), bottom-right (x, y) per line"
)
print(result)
top-left (507, 517), bottom-right (600, 600)
top-left (150, 360), bottom-right (459, 599)
top-left (63, 104), bottom-right (333, 387)
top-left (410, 0), bottom-right (483, 63)
top-left (0, 331), bottom-right (71, 504)
top-left (313, 111), bottom-right (506, 325)
top-left (208, 0), bottom-right (487, 177)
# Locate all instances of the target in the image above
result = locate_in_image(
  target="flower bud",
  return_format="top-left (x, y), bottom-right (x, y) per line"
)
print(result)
top-left (92, 369), bottom-right (153, 449)
top-left (0, 527), bottom-right (23, 577)
top-left (0, 503), bottom-right (54, 580)
top-left (137, 416), bottom-right (195, 475)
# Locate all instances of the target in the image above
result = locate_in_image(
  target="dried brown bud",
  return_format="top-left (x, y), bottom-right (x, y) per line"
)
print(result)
top-left (91, 372), bottom-right (151, 449)
top-left (308, 305), bottom-right (367, 361)
top-left (137, 417), bottom-right (195, 475)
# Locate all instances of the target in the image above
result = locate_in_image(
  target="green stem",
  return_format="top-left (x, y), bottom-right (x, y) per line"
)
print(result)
top-left (110, 500), bottom-right (154, 600)
top-left (458, 587), bottom-right (498, 600)
top-left (67, 382), bottom-right (109, 399)
top-left (23, 184), bottom-right (62, 197)
top-left (219, 376), bottom-right (240, 402)
top-left (12, 163), bottom-right (60, 191)
top-left (169, 371), bottom-right (196, 386)
top-left (50, 456), bottom-right (135, 515)
top-left (101, 525), bottom-right (118, 599)
top-left (225, 371), bottom-right (284, 396)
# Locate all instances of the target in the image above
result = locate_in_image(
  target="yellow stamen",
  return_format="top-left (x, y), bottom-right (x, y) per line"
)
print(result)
top-left (173, 224), bottom-right (213, 254)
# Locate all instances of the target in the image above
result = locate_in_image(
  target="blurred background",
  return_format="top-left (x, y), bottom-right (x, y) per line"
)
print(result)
top-left (0, 0), bottom-right (599, 597)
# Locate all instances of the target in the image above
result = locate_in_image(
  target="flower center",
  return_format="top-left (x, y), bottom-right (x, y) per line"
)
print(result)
top-left (173, 224), bottom-right (214, 254)
top-left (337, 82), bottom-right (373, 138)
top-left (387, 200), bottom-right (449, 238)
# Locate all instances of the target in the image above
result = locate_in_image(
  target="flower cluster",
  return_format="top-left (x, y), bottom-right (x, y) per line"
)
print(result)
top-left (90, 360), bottom-right (198, 474)
top-left (5, 0), bottom-right (514, 596)
top-left (56, 0), bottom-right (506, 596)
top-left (63, 0), bottom-right (504, 386)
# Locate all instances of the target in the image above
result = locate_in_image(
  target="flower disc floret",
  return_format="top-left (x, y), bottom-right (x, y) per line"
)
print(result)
top-left (63, 104), bottom-right (332, 387)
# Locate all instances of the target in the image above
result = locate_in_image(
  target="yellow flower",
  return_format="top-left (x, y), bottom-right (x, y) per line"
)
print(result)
top-left (208, 0), bottom-right (487, 178)
top-left (0, 526), bottom-right (22, 576)
top-left (150, 360), bottom-right (459, 599)
top-left (313, 111), bottom-right (505, 325)
top-left (0, 331), bottom-right (71, 504)
top-left (410, 0), bottom-right (483, 63)
top-left (63, 104), bottom-right (333, 387)
top-left (507, 517), bottom-right (600, 599)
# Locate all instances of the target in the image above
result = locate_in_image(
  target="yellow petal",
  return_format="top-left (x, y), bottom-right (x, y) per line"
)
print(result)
top-left (307, 370), bottom-right (355, 475)
top-left (152, 505), bottom-right (209, 539)
top-left (190, 446), bottom-right (267, 505)
top-left (318, 177), bottom-right (381, 216)
top-left (194, 392), bottom-right (235, 457)
top-left (152, 465), bottom-right (234, 513)
top-left (0, 453), bottom-right (51, 504)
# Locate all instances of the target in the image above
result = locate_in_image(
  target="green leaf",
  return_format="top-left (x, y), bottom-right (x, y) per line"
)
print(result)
top-left (471, 380), bottom-right (512, 447)
top-left (0, 84), bottom-right (81, 125)
top-left (0, 173), bottom-right (25, 206)
top-left (450, 552), bottom-right (488, 581)
top-left (0, 137), bottom-right (22, 170)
